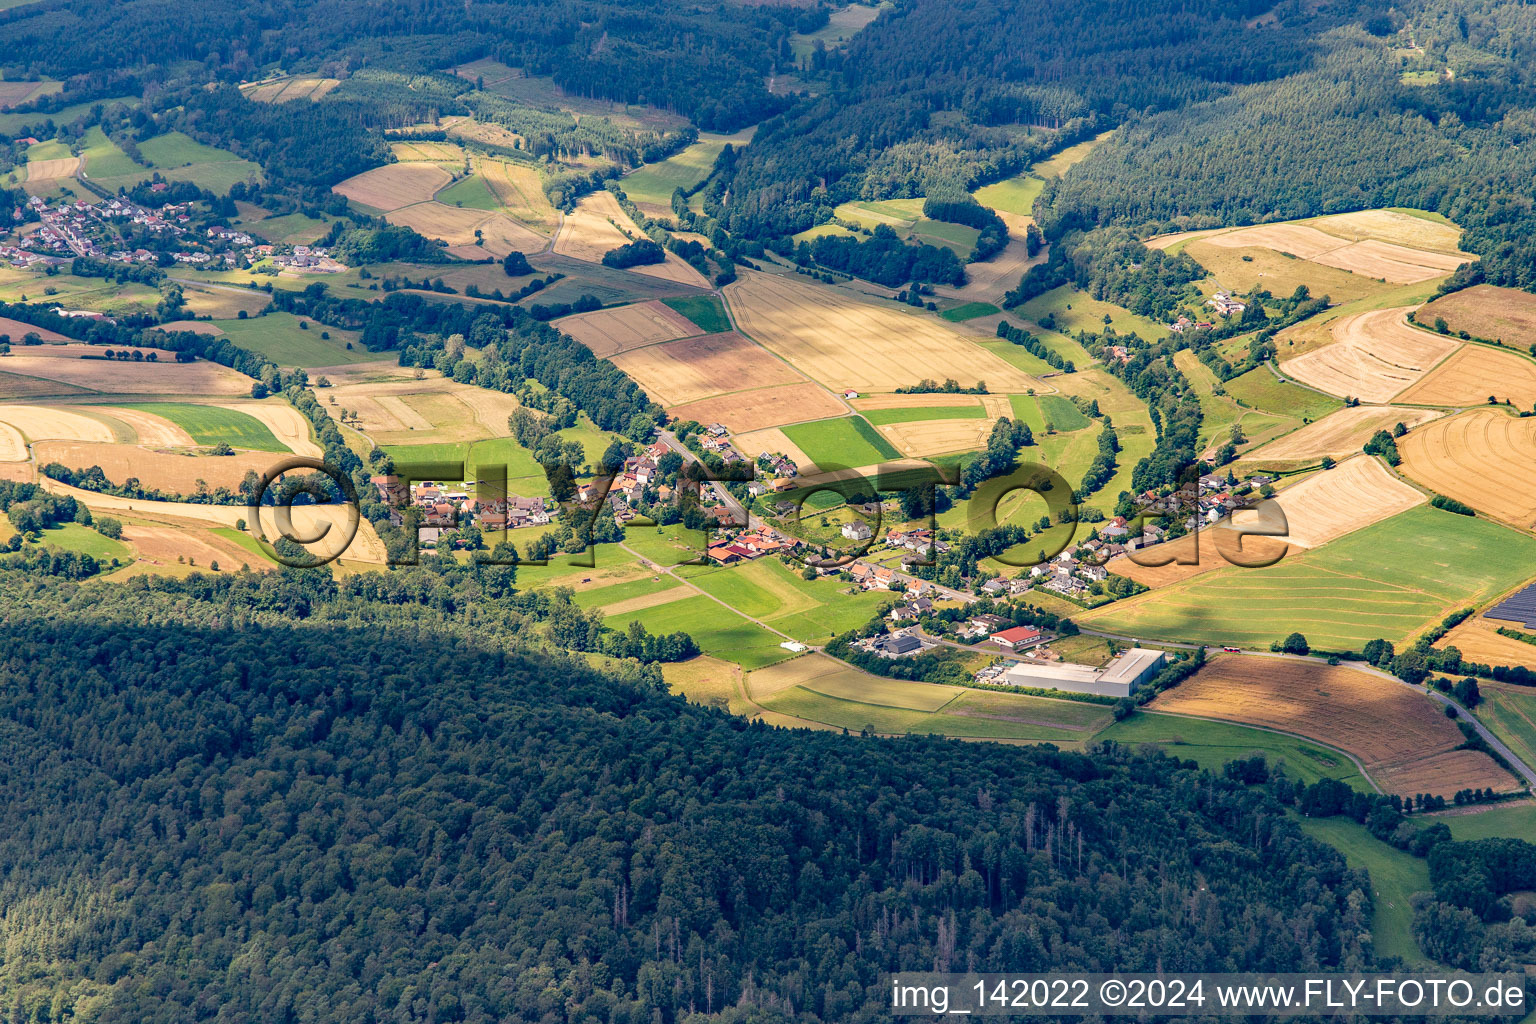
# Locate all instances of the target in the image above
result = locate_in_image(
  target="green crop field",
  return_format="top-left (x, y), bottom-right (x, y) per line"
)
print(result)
top-left (1082, 506), bottom-right (1536, 651)
top-left (122, 402), bottom-right (288, 452)
top-left (972, 174), bottom-right (1044, 217)
top-left (36, 522), bottom-right (132, 563)
top-left (216, 311), bottom-right (368, 366)
top-left (661, 294), bottom-right (730, 334)
top-left (246, 211), bottom-right (329, 245)
top-left (679, 556), bottom-right (888, 642)
top-left (1099, 712), bottom-right (1368, 788)
top-left (1476, 686), bottom-right (1536, 774)
top-left (939, 301), bottom-right (1000, 322)
top-left (436, 174), bottom-right (499, 210)
top-left (1298, 817), bottom-right (1431, 965)
top-left (115, 131), bottom-right (262, 192)
top-left (209, 526), bottom-right (280, 567)
top-left (1016, 285), bottom-right (1168, 341)
top-left (1224, 365), bottom-right (1343, 421)
top-left (783, 415), bottom-right (900, 467)
top-left (981, 339), bottom-right (1056, 376)
top-left (862, 405), bottom-right (985, 426)
top-left (619, 129), bottom-right (749, 207)
top-left (603, 592), bottom-right (795, 669)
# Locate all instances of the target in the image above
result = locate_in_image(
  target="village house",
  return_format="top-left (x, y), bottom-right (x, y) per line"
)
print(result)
top-left (841, 520), bottom-right (873, 542)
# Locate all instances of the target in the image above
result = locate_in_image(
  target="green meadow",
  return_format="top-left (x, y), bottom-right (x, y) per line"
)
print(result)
top-left (122, 403), bottom-right (287, 452)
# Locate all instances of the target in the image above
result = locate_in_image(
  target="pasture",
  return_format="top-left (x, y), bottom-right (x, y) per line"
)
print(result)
top-left (971, 174), bottom-right (1044, 217)
top-left (782, 415), bottom-right (900, 468)
top-left (1475, 683), bottom-right (1536, 776)
top-left (1399, 408), bottom-right (1536, 530)
top-left (211, 311), bottom-right (368, 366)
top-left (1443, 803), bottom-right (1536, 842)
top-left (661, 295), bottom-right (731, 334)
top-left (1248, 405), bottom-right (1440, 464)
top-left (121, 403), bottom-right (288, 452)
top-left (1396, 342), bottom-right (1536, 408)
top-left (1100, 711), bottom-right (1368, 788)
top-left (79, 126), bottom-right (143, 179)
top-left (1146, 656), bottom-right (1514, 798)
top-left (435, 173), bottom-right (500, 211)
top-left (244, 211), bottom-right (328, 246)
top-left (680, 557), bottom-right (889, 642)
top-left (619, 128), bottom-right (753, 214)
top-left (130, 131), bottom-right (261, 192)
top-left (749, 654), bottom-right (1111, 742)
top-left (1011, 284), bottom-right (1167, 341)
top-left (1081, 505), bottom-right (1536, 651)
top-left (1297, 817), bottom-right (1431, 965)
top-left (602, 592), bottom-right (795, 670)
top-left (724, 270), bottom-right (1037, 393)
top-left (612, 332), bottom-right (811, 408)
top-left (555, 300), bottom-right (702, 357)
top-left (1279, 307), bottom-right (1458, 402)
top-left (1416, 284), bottom-right (1536, 349)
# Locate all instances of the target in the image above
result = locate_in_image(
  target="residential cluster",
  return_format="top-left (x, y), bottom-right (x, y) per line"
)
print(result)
top-left (369, 475), bottom-right (553, 548)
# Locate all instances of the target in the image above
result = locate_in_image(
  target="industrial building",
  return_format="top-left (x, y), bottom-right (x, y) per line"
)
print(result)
top-left (999, 647), bottom-right (1167, 698)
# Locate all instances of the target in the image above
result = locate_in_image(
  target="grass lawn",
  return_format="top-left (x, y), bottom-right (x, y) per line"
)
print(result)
top-left (783, 415), bottom-right (900, 467)
top-left (1016, 285), bottom-right (1168, 340)
top-left (862, 405), bottom-right (985, 426)
top-left (79, 126), bottom-right (145, 179)
top-left (972, 175), bottom-right (1044, 217)
top-left (436, 174), bottom-right (500, 211)
top-left (248, 211), bottom-right (329, 246)
top-left (122, 402), bottom-right (287, 452)
top-left (603, 592), bottom-right (795, 669)
top-left (940, 301), bottom-right (1001, 322)
top-left (35, 522), bottom-right (132, 563)
top-left (217, 311), bottom-right (367, 366)
top-left (1441, 802), bottom-right (1536, 841)
top-left (619, 129), bottom-right (750, 207)
top-left (1081, 506), bottom-right (1536, 651)
top-left (623, 523), bottom-right (713, 567)
top-left (1297, 816), bottom-right (1432, 966)
top-left (661, 294), bottom-right (730, 334)
top-left (680, 556), bottom-right (888, 642)
top-left (757, 679), bottom-right (1108, 743)
top-left (1474, 686), bottom-right (1536, 778)
top-left (1099, 711), bottom-right (1369, 789)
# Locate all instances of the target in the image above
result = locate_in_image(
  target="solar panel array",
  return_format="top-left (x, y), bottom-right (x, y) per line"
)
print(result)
top-left (1486, 583), bottom-right (1536, 628)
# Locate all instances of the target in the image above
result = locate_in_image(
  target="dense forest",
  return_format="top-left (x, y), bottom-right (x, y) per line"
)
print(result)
top-left (0, 570), bottom-right (1407, 1023)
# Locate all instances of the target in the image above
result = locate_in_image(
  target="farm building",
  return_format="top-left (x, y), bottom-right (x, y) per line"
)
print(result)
top-left (1000, 647), bottom-right (1167, 697)
top-left (989, 625), bottom-right (1043, 652)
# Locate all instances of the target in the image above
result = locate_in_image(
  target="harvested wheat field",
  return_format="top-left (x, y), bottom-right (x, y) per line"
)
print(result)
top-left (724, 426), bottom-right (814, 469)
top-left (1108, 530), bottom-right (1296, 589)
top-left (333, 163), bottom-right (452, 212)
top-left (385, 201), bottom-right (488, 246)
top-left (81, 405), bottom-right (192, 446)
top-left (42, 477), bottom-right (388, 564)
top-left (119, 523), bottom-right (270, 573)
top-left (0, 404), bottom-right (116, 443)
top-left (1417, 284), bottom-right (1536, 349)
top-left (464, 214), bottom-right (548, 259)
top-left (1280, 307), bottom-right (1458, 402)
top-left (26, 157), bottom-right (81, 182)
top-left (156, 320), bottom-right (225, 336)
top-left (320, 378), bottom-right (519, 445)
top-left (1149, 657), bottom-right (1515, 797)
top-left (1397, 343), bottom-right (1536, 408)
top-left (243, 77), bottom-right (341, 103)
top-left (554, 190), bottom-right (641, 262)
top-left (668, 381), bottom-right (845, 433)
top-left (1251, 406), bottom-right (1442, 463)
top-left (0, 354), bottom-right (251, 395)
top-left (1201, 223), bottom-right (1355, 260)
top-left (1399, 409), bottom-right (1536, 529)
top-left (628, 252), bottom-right (711, 288)
top-left (1236, 455), bottom-right (1423, 549)
top-left (1309, 239), bottom-right (1470, 284)
top-left (478, 158), bottom-right (559, 235)
top-left (556, 300), bottom-right (702, 357)
top-left (389, 140), bottom-right (465, 163)
top-left (221, 401), bottom-right (322, 458)
top-left (851, 393), bottom-right (984, 411)
top-left (725, 270), bottom-right (1037, 393)
top-left (33, 441), bottom-right (277, 492)
top-left (0, 462), bottom-right (32, 482)
top-left (1307, 210), bottom-right (1468, 255)
top-left (0, 420), bottom-right (26, 462)
top-left (1436, 614), bottom-right (1536, 674)
top-left (938, 212), bottom-right (1047, 305)
top-left (0, 318), bottom-right (70, 342)
top-left (0, 369), bottom-right (92, 399)
top-left (0, 81), bottom-right (56, 109)
top-left (879, 417), bottom-right (994, 457)
top-left (613, 332), bottom-right (807, 406)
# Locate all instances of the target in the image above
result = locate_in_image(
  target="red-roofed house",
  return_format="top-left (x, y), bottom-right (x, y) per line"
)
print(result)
top-left (989, 625), bottom-right (1043, 652)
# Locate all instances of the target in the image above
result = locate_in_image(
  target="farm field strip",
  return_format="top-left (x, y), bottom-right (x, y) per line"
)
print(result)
top-left (556, 300), bottom-right (703, 357)
top-left (1416, 284), bottom-right (1536, 349)
top-left (725, 270), bottom-right (1037, 393)
top-left (1395, 342), bottom-right (1536, 408)
top-left (1249, 405), bottom-right (1441, 463)
top-left (1246, 454), bottom-right (1424, 549)
top-left (666, 381), bottom-right (845, 434)
top-left (1147, 657), bottom-right (1513, 797)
